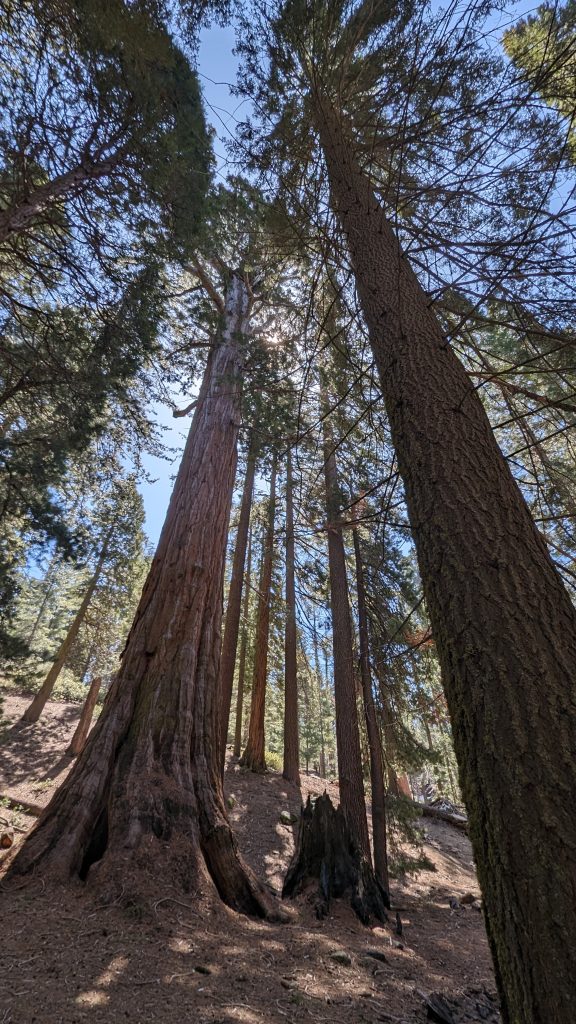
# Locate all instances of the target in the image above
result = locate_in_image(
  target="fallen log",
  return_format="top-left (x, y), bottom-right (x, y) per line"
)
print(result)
top-left (418, 802), bottom-right (468, 833)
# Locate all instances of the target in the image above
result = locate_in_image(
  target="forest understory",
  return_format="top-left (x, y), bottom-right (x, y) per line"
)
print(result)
top-left (1, 695), bottom-right (498, 1024)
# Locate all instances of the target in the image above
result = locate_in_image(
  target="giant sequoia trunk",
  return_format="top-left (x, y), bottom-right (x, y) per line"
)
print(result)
top-left (219, 441), bottom-right (257, 766)
top-left (353, 529), bottom-right (389, 898)
top-left (21, 533), bottom-right (112, 724)
top-left (283, 448), bottom-right (300, 786)
top-left (240, 456), bottom-right (277, 772)
top-left (314, 95), bottom-right (576, 1023)
top-left (6, 276), bottom-right (280, 920)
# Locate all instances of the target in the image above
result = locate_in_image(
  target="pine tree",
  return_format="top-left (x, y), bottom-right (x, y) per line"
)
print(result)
top-left (239, 2), bottom-right (576, 1014)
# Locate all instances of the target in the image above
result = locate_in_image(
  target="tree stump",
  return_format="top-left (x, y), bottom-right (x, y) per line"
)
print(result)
top-left (282, 793), bottom-right (389, 924)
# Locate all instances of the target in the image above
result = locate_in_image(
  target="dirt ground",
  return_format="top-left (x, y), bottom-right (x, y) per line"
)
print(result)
top-left (0, 693), bottom-right (499, 1024)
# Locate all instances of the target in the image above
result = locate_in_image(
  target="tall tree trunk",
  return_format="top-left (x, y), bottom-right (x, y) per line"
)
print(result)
top-left (283, 448), bottom-right (300, 786)
top-left (240, 456), bottom-right (277, 773)
top-left (233, 527), bottom-right (253, 759)
top-left (21, 534), bottom-right (112, 725)
top-left (353, 528), bottom-right (389, 896)
top-left (312, 616), bottom-right (326, 778)
top-left (27, 552), bottom-right (60, 647)
top-left (0, 146), bottom-right (127, 244)
top-left (7, 275), bottom-right (280, 921)
top-left (321, 402), bottom-right (371, 863)
top-left (68, 676), bottom-right (103, 757)
top-left (314, 95), bottom-right (576, 1022)
top-left (219, 441), bottom-right (257, 766)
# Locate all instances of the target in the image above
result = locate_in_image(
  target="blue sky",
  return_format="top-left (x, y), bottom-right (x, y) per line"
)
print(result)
top-left (138, 2), bottom-right (539, 545)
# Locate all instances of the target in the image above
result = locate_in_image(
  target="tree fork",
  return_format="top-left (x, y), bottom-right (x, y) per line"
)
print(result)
top-left (6, 275), bottom-right (281, 921)
top-left (315, 93), bottom-right (576, 1023)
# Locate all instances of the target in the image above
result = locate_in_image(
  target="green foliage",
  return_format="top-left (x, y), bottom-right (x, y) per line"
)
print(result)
top-left (264, 749), bottom-right (283, 771)
top-left (386, 795), bottom-right (436, 879)
top-left (504, 2), bottom-right (576, 162)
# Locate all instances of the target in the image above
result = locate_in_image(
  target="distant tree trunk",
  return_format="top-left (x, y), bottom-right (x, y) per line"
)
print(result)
top-left (233, 527), bottom-right (252, 759)
top-left (219, 441), bottom-right (257, 766)
top-left (240, 455), bottom-right (277, 773)
top-left (312, 618), bottom-right (326, 778)
top-left (28, 553), bottom-right (60, 647)
top-left (314, 94), bottom-right (576, 1021)
top-left (7, 274), bottom-right (280, 921)
top-left (353, 528), bottom-right (389, 897)
top-left (68, 676), bottom-right (103, 757)
top-left (321, 402), bottom-right (371, 863)
top-left (283, 448), bottom-right (300, 786)
top-left (21, 533), bottom-right (112, 725)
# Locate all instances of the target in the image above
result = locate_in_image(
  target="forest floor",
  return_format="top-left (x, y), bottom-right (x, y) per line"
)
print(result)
top-left (1, 693), bottom-right (500, 1024)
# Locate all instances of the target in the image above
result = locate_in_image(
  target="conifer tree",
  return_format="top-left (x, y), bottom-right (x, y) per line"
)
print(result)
top-left (239, 2), bottom-right (576, 1013)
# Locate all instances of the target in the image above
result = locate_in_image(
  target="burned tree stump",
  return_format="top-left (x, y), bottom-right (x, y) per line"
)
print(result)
top-left (283, 793), bottom-right (389, 924)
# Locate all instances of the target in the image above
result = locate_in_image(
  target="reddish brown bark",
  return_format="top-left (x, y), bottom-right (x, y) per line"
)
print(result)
top-left (314, 94), bottom-right (576, 1021)
top-left (352, 529), bottom-right (389, 897)
top-left (219, 442), bottom-right (257, 766)
top-left (283, 448), bottom-right (300, 786)
top-left (240, 455), bottom-right (277, 773)
top-left (21, 532), bottom-right (112, 725)
top-left (6, 275), bottom-right (280, 920)
top-left (67, 676), bottom-right (103, 757)
top-left (321, 402), bottom-right (371, 863)
top-left (233, 527), bottom-right (253, 758)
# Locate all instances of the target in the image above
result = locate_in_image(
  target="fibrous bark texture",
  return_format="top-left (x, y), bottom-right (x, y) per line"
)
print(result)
top-left (240, 455), bottom-right (277, 773)
top-left (219, 441), bottom-right (256, 766)
top-left (353, 529), bottom-right (389, 899)
top-left (283, 448), bottom-right (300, 786)
top-left (283, 794), bottom-right (388, 924)
top-left (7, 275), bottom-right (280, 921)
top-left (315, 94), bottom-right (576, 1023)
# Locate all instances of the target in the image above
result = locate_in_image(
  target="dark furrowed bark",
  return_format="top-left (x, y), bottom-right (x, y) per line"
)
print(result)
top-left (353, 529), bottom-right (389, 899)
top-left (315, 94), bottom-right (576, 1023)
top-left (283, 447), bottom-right (301, 786)
top-left (6, 275), bottom-right (281, 921)
top-left (283, 794), bottom-right (388, 924)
